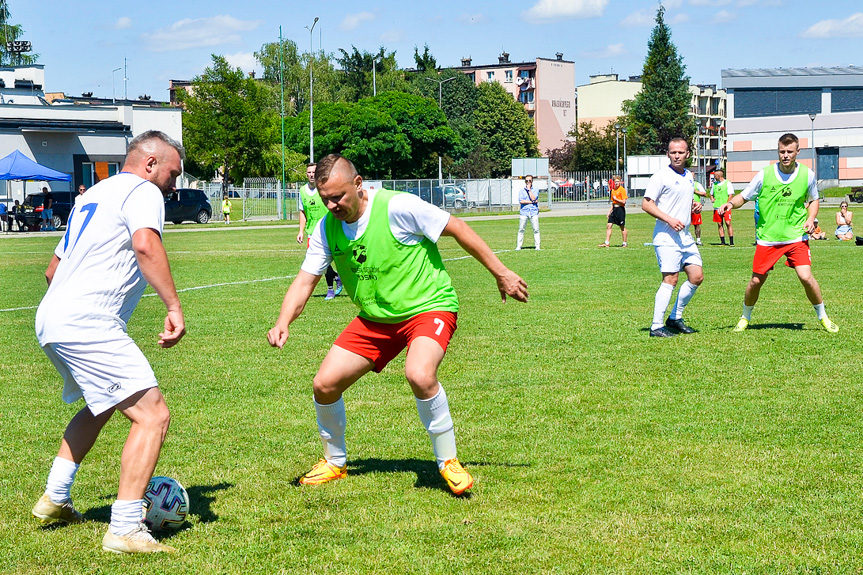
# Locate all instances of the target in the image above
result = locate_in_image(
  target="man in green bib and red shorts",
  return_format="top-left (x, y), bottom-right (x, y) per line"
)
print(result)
top-left (718, 133), bottom-right (838, 333)
top-left (268, 154), bottom-right (529, 495)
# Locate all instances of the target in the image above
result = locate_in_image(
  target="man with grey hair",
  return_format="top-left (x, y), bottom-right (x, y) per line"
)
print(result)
top-left (32, 131), bottom-right (187, 554)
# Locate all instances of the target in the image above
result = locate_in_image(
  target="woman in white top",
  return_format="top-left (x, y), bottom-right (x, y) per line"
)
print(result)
top-left (835, 201), bottom-right (853, 240)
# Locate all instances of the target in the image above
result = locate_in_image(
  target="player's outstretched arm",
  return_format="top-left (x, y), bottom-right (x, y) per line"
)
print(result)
top-left (132, 227), bottom-right (185, 348)
top-left (440, 217), bottom-right (529, 303)
top-left (268, 270), bottom-right (321, 348)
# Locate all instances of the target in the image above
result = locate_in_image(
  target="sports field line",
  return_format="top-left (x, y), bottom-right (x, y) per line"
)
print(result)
top-left (0, 250), bottom-right (512, 313)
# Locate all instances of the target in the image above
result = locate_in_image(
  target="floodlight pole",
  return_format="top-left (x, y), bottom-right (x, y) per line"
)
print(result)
top-left (279, 26), bottom-right (286, 212)
top-left (425, 76), bottom-right (456, 183)
top-left (112, 67), bottom-right (121, 104)
top-left (621, 127), bottom-right (628, 186)
top-left (809, 113), bottom-right (817, 183)
top-left (306, 17), bottom-right (318, 163)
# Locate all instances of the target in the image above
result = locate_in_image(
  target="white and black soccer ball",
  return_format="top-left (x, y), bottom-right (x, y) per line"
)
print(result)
top-left (142, 476), bottom-right (189, 531)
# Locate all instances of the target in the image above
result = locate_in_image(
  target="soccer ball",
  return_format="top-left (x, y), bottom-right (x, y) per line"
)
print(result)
top-left (142, 476), bottom-right (189, 531)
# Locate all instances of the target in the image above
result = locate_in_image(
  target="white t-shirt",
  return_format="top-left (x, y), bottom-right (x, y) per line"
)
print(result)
top-left (644, 164), bottom-right (696, 247)
top-left (740, 163), bottom-right (818, 203)
top-left (300, 188), bottom-right (451, 276)
top-left (35, 172), bottom-right (166, 345)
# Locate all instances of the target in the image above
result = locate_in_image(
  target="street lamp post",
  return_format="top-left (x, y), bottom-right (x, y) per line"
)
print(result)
top-left (694, 118), bottom-right (702, 186)
top-left (425, 76), bottom-right (456, 182)
top-left (112, 67), bottom-right (122, 104)
top-left (306, 17), bottom-right (319, 163)
top-left (621, 127), bottom-right (628, 186)
top-left (614, 122), bottom-right (620, 174)
top-left (373, 56), bottom-right (381, 97)
top-left (809, 113), bottom-right (817, 183)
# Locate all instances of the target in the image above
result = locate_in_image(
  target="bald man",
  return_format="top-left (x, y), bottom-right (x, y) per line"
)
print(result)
top-left (32, 130), bottom-right (186, 554)
top-left (269, 153), bottom-right (528, 495)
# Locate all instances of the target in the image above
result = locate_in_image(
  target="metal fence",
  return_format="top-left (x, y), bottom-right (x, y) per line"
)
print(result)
top-left (549, 170), bottom-right (620, 202)
top-left (202, 178), bottom-right (516, 221)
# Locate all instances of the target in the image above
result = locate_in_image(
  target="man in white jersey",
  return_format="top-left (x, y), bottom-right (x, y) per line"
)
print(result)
top-left (718, 133), bottom-right (838, 333)
top-left (642, 137), bottom-right (704, 337)
top-left (31, 131), bottom-right (186, 554)
top-left (268, 154), bottom-right (528, 495)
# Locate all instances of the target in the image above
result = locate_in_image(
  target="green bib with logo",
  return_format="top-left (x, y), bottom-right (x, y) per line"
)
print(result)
top-left (300, 184), bottom-right (329, 237)
top-left (756, 164), bottom-right (810, 243)
top-left (712, 180), bottom-right (731, 206)
top-left (323, 189), bottom-right (459, 323)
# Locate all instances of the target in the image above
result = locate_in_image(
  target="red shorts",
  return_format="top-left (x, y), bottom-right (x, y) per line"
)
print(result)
top-left (713, 210), bottom-right (731, 224)
top-left (752, 241), bottom-right (811, 275)
top-left (334, 311), bottom-right (458, 373)
top-left (691, 212), bottom-right (703, 225)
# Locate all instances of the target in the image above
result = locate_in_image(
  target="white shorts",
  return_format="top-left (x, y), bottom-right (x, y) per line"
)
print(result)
top-left (42, 338), bottom-right (158, 416)
top-left (654, 243), bottom-right (703, 274)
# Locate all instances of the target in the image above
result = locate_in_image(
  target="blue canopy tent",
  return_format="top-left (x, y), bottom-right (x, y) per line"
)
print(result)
top-left (0, 150), bottom-right (71, 232)
top-left (0, 150), bottom-right (71, 182)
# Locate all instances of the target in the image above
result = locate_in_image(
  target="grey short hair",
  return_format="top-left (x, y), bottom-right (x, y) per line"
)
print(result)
top-left (128, 130), bottom-right (186, 160)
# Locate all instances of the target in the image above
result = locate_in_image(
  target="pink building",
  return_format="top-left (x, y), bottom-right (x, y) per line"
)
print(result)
top-left (458, 52), bottom-right (576, 155)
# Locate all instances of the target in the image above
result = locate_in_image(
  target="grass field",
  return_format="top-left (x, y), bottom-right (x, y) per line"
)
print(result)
top-left (2, 211), bottom-right (862, 574)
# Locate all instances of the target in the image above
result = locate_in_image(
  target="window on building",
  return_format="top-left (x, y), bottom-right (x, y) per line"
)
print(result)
top-left (733, 89), bottom-right (821, 118)
top-left (82, 162), bottom-right (120, 188)
top-left (832, 89), bottom-right (863, 113)
top-left (518, 91), bottom-right (534, 104)
top-left (519, 70), bottom-right (530, 79)
top-left (467, 72), bottom-right (475, 82)
top-left (505, 70), bottom-right (513, 83)
top-left (487, 71), bottom-right (495, 81)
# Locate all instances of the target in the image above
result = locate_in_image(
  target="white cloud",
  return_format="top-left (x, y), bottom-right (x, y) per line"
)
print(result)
top-left (145, 16), bottom-right (262, 52)
top-left (802, 13), bottom-right (863, 38)
top-left (113, 17), bottom-right (132, 30)
top-left (579, 43), bottom-right (626, 59)
top-left (714, 10), bottom-right (736, 23)
top-left (522, 0), bottom-right (608, 23)
top-left (380, 29), bottom-right (404, 43)
top-left (224, 52), bottom-right (258, 74)
top-left (620, 9), bottom-right (654, 27)
top-left (669, 12), bottom-right (689, 24)
top-left (340, 12), bottom-right (375, 31)
top-left (458, 13), bottom-right (487, 25)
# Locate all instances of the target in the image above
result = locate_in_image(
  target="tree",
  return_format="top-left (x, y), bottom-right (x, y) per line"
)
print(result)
top-left (547, 121), bottom-right (617, 172)
top-left (180, 56), bottom-right (276, 190)
top-left (255, 38), bottom-right (339, 115)
top-left (360, 91), bottom-right (457, 178)
top-left (622, 4), bottom-right (693, 155)
top-left (0, 1), bottom-right (38, 66)
top-left (473, 81), bottom-right (539, 177)
top-left (335, 46), bottom-right (406, 102)
top-left (413, 44), bottom-right (437, 72)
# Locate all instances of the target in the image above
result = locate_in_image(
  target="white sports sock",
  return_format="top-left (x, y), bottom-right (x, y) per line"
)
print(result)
top-left (415, 385), bottom-right (457, 470)
top-left (109, 499), bottom-right (145, 536)
top-left (742, 304), bottom-right (755, 321)
top-left (314, 397), bottom-right (347, 468)
top-left (813, 302), bottom-right (827, 320)
top-left (670, 281), bottom-right (698, 320)
top-left (45, 456), bottom-right (79, 503)
top-left (652, 283), bottom-right (675, 330)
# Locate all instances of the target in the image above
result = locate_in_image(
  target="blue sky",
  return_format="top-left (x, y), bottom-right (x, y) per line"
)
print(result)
top-left (12, 0), bottom-right (863, 102)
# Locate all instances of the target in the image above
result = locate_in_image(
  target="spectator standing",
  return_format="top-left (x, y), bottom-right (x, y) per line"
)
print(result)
top-left (516, 175), bottom-right (540, 250)
top-left (600, 175), bottom-right (627, 247)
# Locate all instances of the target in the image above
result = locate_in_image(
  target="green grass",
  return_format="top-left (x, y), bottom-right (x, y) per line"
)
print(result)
top-left (2, 212), bottom-right (862, 574)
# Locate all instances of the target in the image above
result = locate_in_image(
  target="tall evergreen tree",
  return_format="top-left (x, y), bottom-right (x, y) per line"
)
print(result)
top-left (623, 4), bottom-right (693, 155)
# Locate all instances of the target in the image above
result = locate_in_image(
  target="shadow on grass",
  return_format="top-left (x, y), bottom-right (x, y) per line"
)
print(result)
top-left (736, 323), bottom-right (805, 331)
top-left (78, 481), bottom-right (233, 538)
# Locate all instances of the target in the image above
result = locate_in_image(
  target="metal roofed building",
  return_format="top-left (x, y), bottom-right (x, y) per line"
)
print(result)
top-left (723, 65), bottom-right (863, 188)
top-left (458, 52), bottom-right (576, 155)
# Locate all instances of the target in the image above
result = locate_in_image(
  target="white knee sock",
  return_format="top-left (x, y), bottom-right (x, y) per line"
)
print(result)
top-left (742, 304), bottom-right (755, 321)
top-left (415, 385), bottom-right (457, 470)
top-left (670, 281), bottom-right (698, 320)
top-left (813, 302), bottom-right (827, 320)
top-left (45, 456), bottom-right (79, 503)
top-left (652, 283), bottom-right (675, 330)
top-left (109, 499), bottom-right (144, 535)
top-left (315, 397), bottom-right (347, 468)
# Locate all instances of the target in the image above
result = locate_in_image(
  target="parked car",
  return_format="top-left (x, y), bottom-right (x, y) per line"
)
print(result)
top-left (437, 183), bottom-right (470, 209)
top-left (22, 191), bottom-right (74, 230)
top-left (165, 189), bottom-right (212, 224)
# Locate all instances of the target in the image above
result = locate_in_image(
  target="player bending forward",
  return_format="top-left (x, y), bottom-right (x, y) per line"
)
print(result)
top-left (268, 154), bottom-right (528, 494)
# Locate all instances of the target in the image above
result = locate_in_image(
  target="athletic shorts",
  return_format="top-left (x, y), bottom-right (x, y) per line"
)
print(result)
top-left (654, 243), bottom-right (703, 274)
top-left (691, 211), bottom-right (703, 226)
top-left (41, 338), bottom-right (158, 416)
top-left (334, 311), bottom-right (458, 373)
top-left (608, 205), bottom-right (626, 226)
top-left (713, 209), bottom-right (731, 224)
top-left (752, 241), bottom-right (811, 275)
